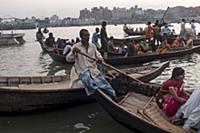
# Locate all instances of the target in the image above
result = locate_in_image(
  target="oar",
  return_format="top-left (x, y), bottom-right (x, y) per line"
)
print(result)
top-left (77, 51), bottom-right (144, 84)
top-left (160, 7), bottom-right (170, 23)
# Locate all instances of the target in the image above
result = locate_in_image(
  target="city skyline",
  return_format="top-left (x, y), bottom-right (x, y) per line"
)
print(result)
top-left (1, 0), bottom-right (200, 19)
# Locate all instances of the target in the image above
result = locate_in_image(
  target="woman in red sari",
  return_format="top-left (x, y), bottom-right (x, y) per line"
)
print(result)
top-left (157, 67), bottom-right (190, 117)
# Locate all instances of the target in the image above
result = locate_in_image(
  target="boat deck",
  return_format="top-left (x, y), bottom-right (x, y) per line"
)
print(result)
top-left (119, 92), bottom-right (196, 133)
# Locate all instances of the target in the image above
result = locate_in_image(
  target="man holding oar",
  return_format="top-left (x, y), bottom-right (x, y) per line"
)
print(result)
top-left (66, 29), bottom-right (118, 101)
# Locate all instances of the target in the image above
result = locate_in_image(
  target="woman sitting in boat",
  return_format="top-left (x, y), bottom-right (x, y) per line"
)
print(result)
top-left (156, 40), bottom-right (170, 53)
top-left (171, 36), bottom-right (181, 48)
top-left (124, 40), bottom-right (136, 57)
top-left (171, 36), bottom-right (186, 48)
top-left (140, 40), bottom-right (150, 53)
top-left (185, 33), bottom-right (193, 48)
top-left (107, 36), bottom-right (118, 53)
top-left (156, 67), bottom-right (190, 117)
top-left (134, 41), bottom-right (142, 54)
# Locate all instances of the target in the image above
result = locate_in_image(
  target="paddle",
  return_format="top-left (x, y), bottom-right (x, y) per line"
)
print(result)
top-left (76, 50), bottom-right (144, 84)
top-left (160, 7), bottom-right (170, 23)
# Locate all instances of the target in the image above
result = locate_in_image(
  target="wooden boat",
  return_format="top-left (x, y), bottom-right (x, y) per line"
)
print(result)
top-left (45, 45), bottom-right (200, 65)
top-left (37, 40), bottom-right (52, 53)
top-left (0, 61), bottom-right (169, 114)
top-left (107, 61), bottom-right (169, 83)
top-left (0, 33), bottom-right (25, 45)
top-left (95, 87), bottom-right (196, 133)
top-left (0, 75), bottom-right (92, 114)
top-left (41, 34), bottom-right (200, 65)
top-left (123, 28), bottom-right (145, 36)
top-left (106, 45), bottom-right (200, 65)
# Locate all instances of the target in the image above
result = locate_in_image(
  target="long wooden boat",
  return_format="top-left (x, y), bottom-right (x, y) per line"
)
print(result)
top-left (0, 75), bottom-right (92, 114)
top-left (123, 28), bottom-right (145, 36)
top-left (106, 45), bottom-right (200, 65)
top-left (108, 61), bottom-right (169, 83)
top-left (45, 45), bottom-right (200, 65)
top-left (0, 33), bottom-right (25, 46)
top-left (95, 87), bottom-right (196, 133)
top-left (0, 61), bottom-right (169, 114)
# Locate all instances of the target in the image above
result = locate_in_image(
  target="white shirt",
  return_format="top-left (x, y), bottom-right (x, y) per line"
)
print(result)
top-left (177, 88), bottom-right (200, 131)
top-left (180, 22), bottom-right (186, 32)
top-left (63, 45), bottom-right (71, 55)
top-left (66, 42), bottom-right (103, 87)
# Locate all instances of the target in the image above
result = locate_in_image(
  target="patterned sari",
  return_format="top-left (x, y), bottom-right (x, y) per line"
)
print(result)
top-left (162, 80), bottom-right (189, 117)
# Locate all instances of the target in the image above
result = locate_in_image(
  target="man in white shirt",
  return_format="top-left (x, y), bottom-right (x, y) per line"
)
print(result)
top-left (180, 19), bottom-right (186, 39)
top-left (174, 88), bottom-right (200, 133)
top-left (191, 19), bottom-right (196, 38)
top-left (63, 44), bottom-right (71, 56)
top-left (66, 29), bottom-right (116, 99)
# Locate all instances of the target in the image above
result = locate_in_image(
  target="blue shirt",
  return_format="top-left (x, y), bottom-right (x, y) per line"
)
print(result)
top-left (92, 32), bottom-right (99, 45)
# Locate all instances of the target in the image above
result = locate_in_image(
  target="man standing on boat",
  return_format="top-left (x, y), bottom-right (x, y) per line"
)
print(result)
top-left (92, 27), bottom-right (101, 49)
top-left (66, 29), bottom-right (117, 100)
top-left (180, 19), bottom-right (186, 39)
top-left (190, 19), bottom-right (196, 38)
top-left (100, 21), bottom-right (108, 59)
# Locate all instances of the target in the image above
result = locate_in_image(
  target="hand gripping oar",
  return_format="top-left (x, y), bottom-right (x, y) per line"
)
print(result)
top-left (77, 50), bottom-right (144, 84)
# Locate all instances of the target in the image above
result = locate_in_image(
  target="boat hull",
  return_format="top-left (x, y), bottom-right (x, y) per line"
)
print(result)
top-left (95, 89), bottom-right (168, 133)
top-left (0, 33), bottom-right (25, 45)
top-left (0, 61), bottom-right (168, 114)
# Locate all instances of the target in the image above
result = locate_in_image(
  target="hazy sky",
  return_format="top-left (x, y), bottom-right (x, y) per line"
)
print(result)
top-left (1, 0), bottom-right (200, 19)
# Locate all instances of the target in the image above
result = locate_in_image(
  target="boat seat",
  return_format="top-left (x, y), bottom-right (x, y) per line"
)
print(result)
top-left (142, 104), bottom-right (196, 133)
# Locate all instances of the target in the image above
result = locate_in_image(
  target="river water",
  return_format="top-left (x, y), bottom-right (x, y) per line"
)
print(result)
top-left (1, 23), bottom-right (200, 133)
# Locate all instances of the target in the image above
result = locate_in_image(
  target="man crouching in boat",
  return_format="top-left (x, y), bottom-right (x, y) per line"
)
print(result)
top-left (66, 29), bottom-right (118, 101)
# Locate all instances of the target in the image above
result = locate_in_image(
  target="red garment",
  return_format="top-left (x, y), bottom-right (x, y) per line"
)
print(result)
top-left (146, 25), bottom-right (153, 40)
top-left (162, 79), bottom-right (189, 117)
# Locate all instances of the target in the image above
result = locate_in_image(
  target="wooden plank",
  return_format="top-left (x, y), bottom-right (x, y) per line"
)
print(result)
top-left (18, 80), bottom-right (71, 90)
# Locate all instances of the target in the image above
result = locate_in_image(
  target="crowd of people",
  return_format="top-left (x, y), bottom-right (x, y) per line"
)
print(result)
top-left (36, 28), bottom-right (81, 56)
top-left (36, 18), bottom-right (196, 59)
